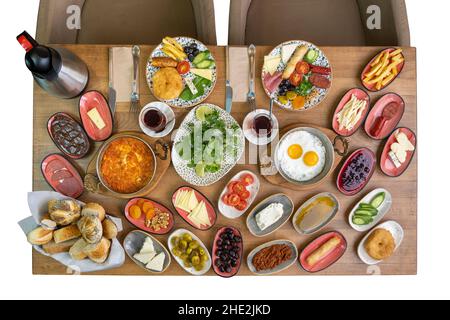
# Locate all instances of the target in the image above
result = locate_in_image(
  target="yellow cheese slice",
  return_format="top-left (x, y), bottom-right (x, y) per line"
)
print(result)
top-left (191, 68), bottom-right (213, 81)
top-left (87, 108), bottom-right (106, 130)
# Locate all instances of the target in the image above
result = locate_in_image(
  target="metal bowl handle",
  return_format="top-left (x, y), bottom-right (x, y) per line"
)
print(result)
top-left (154, 140), bottom-right (169, 161)
top-left (333, 136), bottom-right (349, 157)
top-left (84, 173), bottom-right (100, 193)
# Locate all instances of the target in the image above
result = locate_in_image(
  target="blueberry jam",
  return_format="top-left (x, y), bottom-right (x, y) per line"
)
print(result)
top-left (339, 149), bottom-right (375, 192)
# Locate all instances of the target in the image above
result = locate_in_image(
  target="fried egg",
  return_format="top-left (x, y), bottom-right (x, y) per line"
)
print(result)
top-left (277, 131), bottom-right (326, 181)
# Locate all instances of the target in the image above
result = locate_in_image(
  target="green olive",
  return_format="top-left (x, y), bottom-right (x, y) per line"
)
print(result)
top-left (178, 240), bottom-right (188, 250)
top-left (191, 256), bottom-right (200, 266)
top-left (198, 248), bottom-right (205, 256)
top-left (189, 241), bottom-right (199, 249)
top-left (182, 233), bottom-right (193, 242)
top-left (171, 237), bottom-right (179, 246)
top-left (201, 254), bottom-right (209, 262)
top-left (194, 264), bottom-right (203, 271)
top-left (180, 253), bottom-right (189, 261)
top-left (186, 247), bottom-right (193, 255)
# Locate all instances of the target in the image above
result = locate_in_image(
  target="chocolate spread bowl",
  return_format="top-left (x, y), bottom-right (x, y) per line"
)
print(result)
top-left (87, 134), bottom-right (161, 198)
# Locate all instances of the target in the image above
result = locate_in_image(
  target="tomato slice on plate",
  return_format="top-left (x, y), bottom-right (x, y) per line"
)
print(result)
top-left (241, 174), bottom-right (254, 186)
top-left (177, 61), bottom-right (190, 75)
top-left (240, 190), bottom-right (250, 200)
top-left (232, 182), bottom-right (247, 195)
top-left (227, 181), bottom-right (239, 193)
top-left (296, 61), bottom-right (310, 75)
top-left (289, 72), bottom-right (303, 87)
top-left (228, 194), bottom-right (241, 207)
top-left (222, 194), bottom-right (231, 205)
top-left (235, 199), bottom-right (248, 211)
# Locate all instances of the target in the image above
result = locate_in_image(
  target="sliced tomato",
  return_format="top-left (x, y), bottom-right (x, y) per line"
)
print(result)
top-left (241, 174), bottom-right (254, 186)
top-left (177, 61), bottom-right (190, 75)
top-left (222, 194), bottom-right (231, 205)
top-left (232, 182), bottom-right (246, 195)
top-left (240, 190), bottom-right (250, 200)
top-left (235, 199), bottom-right (248, 211)
top-left (296, 61), bottom-right (310, 75)
top-left (289, 72), bottom-right (303, 87)
top-left (228, 194), bottom-right (241, 206)
top-left (227, 181), bottom-right (239, 193)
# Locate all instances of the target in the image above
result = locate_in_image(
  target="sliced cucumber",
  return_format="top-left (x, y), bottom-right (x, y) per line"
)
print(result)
top-left (359, 203), bottom-right (377, 210)
top-left (354, 209), bottom-right (378, 217)
top-left (304, 49), bottom-right (319, 63)
top-left (370, 192), bottom-right (386, 208)
top-left (193, 51), bottom-right (209, 65)
top-left (195, 59), bottom-right (215, 69)
top-left (353, 216), bottom-right (373, 226)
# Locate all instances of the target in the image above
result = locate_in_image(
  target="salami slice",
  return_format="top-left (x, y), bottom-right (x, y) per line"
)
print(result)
top-left (309, 74), bottom-right (331, 89)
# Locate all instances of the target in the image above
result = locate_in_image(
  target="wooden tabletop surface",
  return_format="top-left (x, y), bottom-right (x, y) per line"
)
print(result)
top-left (32, 45), bottom-right (417, 276)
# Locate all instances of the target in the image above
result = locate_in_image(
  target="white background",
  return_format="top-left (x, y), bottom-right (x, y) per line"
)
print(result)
top-left (0, 0), bottom-right (446, 300)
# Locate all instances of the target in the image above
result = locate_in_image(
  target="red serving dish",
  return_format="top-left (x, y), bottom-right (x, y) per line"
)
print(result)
top-left (380, 127), bottom-right (416, 177)
top-left (332, 88), bottom-right (370, 137)
top-left (79, 90), bottom-right (114, 142)
top-left (364, 93), bottom-right (405, 140)
top-left (361, 48), bottom-right (405, 92)
top-left (337, 148), bottom-right (376, 196)
top-left (299, 231), bottom-right (347, 273)
top-left (172, 186), bottom-right (217, 231)
top-left (212, 227), bottom-right (243, 278)
top-left (41, 154), bottom-right (84, 198)
top-left (124, 198), bottom-right (174, 235)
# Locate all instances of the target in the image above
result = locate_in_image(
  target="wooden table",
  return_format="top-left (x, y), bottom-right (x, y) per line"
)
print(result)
top-left (32, 45), bottom-right (417, 275)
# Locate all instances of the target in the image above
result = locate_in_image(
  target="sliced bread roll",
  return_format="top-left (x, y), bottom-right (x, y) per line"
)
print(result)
top-left (43, 239), bottom-right (78, 255)
top-left (102, 219), bottom-right (118, 240)
top-left (48, 199), bottom-right (81, 226)
top-left (77, 216), bottom-right (103, 244)
top-left (27, 227), bottom-right (53, 245)
top-left (85, 237), bottom-right (111, 264)
top-left (82, 203), bottom-right (106, 222)
top-left (69, 238), bottom-right (89, 260)
top-left (53, 225), bottom-right (81, 244)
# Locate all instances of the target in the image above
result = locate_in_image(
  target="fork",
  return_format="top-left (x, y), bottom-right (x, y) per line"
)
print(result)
top-left (130, 45), bottom-right (141, 113)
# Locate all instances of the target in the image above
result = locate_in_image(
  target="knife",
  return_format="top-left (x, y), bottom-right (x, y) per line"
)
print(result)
top-left (225, 46), bottom-right (233, 114)
top-left (108, 48), bottom-right (117, 119)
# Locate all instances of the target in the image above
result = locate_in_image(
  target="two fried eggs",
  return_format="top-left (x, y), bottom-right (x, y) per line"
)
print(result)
top-left (277, 131), bottom-right (326, 182)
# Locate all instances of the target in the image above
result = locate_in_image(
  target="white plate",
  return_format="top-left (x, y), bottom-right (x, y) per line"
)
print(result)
top-left (218, 170), bottom-right (260, 219)
top-left (247, 240), bottom-right (298, 275)
top-left (172, 103), bottom-right (245, 186)
top-left (139, 102), bottom-right (176, 138)
top-left (357, 221), bottom-right (404, 265)
top-left (349, 188), bottom-right (392, 232)
top-left (243, 109), bottom-right (279, 146)
top-left (168, 229), bottom-right (212, 275)
top-left (262, 40), bottom-right (332, 111)
top-left (146, 37), bottom-right (217, 108)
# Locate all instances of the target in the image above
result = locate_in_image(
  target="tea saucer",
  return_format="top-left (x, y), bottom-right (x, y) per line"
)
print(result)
top-left (139, 102), bottom-right (176, 138)
top-left (243, 109), bottom-right (279, 146)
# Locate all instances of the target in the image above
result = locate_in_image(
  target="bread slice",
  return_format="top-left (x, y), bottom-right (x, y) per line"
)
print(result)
top-left (69, 238), bottom-right (89, 260)
top-left (53, 224), bottom-right (81, 243)
top-left (48, 199), bottom-right (81, 226)
top-left (82, 203), bottom-right (106, 221)
top-left (43, 239), bottom-right (78, 255)
top-left (85, 237), bottom-right (111, 264)
top-left (102, 219), bottom-right (118, 240)
top-left (27, 227), bottom-right (53, 245)
top-left (77, 216), bottom-right (103, 244)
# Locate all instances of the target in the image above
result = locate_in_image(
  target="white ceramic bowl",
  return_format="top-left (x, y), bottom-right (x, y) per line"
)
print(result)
top-left (139, 101), bottom-right (176, 138)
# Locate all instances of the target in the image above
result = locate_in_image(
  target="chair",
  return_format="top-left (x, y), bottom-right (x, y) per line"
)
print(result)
top-left (36, 0), bottom-right (217, 45)
top-left (229, 0), bottom-right (410, 46)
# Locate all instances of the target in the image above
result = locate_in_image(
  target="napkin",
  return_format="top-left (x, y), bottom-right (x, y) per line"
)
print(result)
top-left (229, 47), bottom-right (249, 102)
top-left (18, 191), bottom-right (125, 274)
top-left (109, 47), bottom-right (139, 102)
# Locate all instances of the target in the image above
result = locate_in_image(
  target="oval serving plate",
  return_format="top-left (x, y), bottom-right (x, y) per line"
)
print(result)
top-left (41, 154), bottom-right (84, 198)
top-left (299, 231), bottom-right (347, 273)
top-left (332, 88), bottom-right (370, 137)
top-left (349, 188), bottom-right (392, 232)
top-left (246, 194), bottom-right (294, 237)
top-left (361, 48), bottom-right (405, 92)
top-left (357, 221), bottom-right (404, 265)
top-left (168, 228), bottom-right (212, 276)
top-left (218, 170), bottom-right (260, 219)
top-left (337, 148), bottom-right (376, 196)
top-left (146, 36), bottom-right (217, 109)
top-left (292, 192), bottom-right (339, 235)
top-left (247, 239), bottom-right (298, 275)
top-left (380, 127), bottom-right (416, 177)
top-left (79, 90), bottom-right (113, 142)
top-left (172, 104), bottom-right (245, 186)
top-left (212, 227), bottom-right (243, 278)
top-left (364, 93), bottom-right (405, 140)
top-left (47, 112), bottom-right (90, 159)
top-left (172, 186), bottom-right (217, 231)
top-left (262, 40), bottom-right (332, 111)
top-left (123, 230), bottom-right (171, 274)
top-left (124, 198), bottom-right (175, 235)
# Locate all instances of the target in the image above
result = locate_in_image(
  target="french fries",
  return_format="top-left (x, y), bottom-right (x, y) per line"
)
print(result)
top-left (161, 37), bottom-right (187, 62)
top-left (363, 48), bottom-right (404, 90)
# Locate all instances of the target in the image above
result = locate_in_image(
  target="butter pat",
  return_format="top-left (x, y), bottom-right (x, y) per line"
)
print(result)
top-left (87, 108), bottom-right (106, 130)
top-left (255, 203), bottom-right (284, 231)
